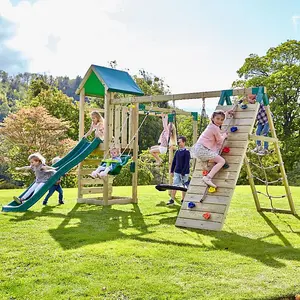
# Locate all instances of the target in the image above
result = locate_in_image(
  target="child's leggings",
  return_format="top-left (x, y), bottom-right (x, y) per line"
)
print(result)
top-left (91, 166), bottom-right (112, 177)
top-left (22, 182), bottom-right (45, 199)
top-left (208, 155), bottom-right (225, 178)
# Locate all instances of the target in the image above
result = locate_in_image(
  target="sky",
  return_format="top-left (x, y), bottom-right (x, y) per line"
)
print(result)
top-left (0, 0), bottom-right (300, 114)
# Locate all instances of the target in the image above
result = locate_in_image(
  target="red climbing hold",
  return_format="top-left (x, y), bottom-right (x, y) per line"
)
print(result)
top-left (203, 212), bottom-right (211, 220)
top-left (222, 147), bottom-right (230, 153)
top-left (202, 170), bottom-right (209, 176)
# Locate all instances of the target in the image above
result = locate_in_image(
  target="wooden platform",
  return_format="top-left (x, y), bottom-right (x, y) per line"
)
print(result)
top-left (175, 103), bottom-right (259, 231)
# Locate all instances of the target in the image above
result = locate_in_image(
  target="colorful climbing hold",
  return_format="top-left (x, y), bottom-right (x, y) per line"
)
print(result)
top-left (241, 104), bottom-right (248, 109)
top-left (222, 147), bottom-right (230, 153)
top-left (188, 202), bottom-right (196, 209)
top-left (202, 170), bottom-right (209, 176)
top-left (203, 212), bottom-right (211, 220)
top-left (223, 163), bottom-right (230, 169)
top-left (208, 187), bottom-right (216, 193)
top-left (231, 126), bottom-right (238, 132)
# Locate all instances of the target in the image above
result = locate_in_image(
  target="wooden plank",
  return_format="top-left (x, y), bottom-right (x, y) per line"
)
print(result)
top-left (193, 171), bottom-right (237, 180)
top-left (184, 194), bottom-right (230, 205)
top-left (222, 125), bottom-right (253, 133)
top-left (195, 163), bottom-right (241, 173)
top-left (111, 87), bottom-right (264, 105)
top-left (121, 107), bottom-right (128, 148)
top-left (77, 197), bottom-right (133, 205)
top-left (224, 140), bottom-right (248, 148)
top-left (226, 132), bottom-right (249, 141)
top-left (188, 185), bottom-right (234, 197)
top-left (219, 147), bottom-right (247, 156)
top-left (175, 218), bottom-right (223, 231)
top-left (81, 187), bottom-right (105, 195)
top-left (81, 178), bottom-right (104, 185)
top-left (181, 201), bottom-right (226, 213)
top-left (249, 134), bottom-right (278, 143)
top-left (223, 118), bottom-right (255, 126)
top-left (131, 104), bottom-right (139, 203)
top-left (216, 104), bottom-right (257, 112)
top-left (189, 177), bottom-right (235, 189)
top-left (114, 106), bottom-right (121, 147)
top-left (225, 111), bottom-right (258, 119)
top-left (143, 105), bottom-right (191, 116)
top-left (178, 210), bottom-right (223, 223)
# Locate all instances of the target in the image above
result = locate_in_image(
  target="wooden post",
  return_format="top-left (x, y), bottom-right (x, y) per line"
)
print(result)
top-left (192, 116), bottom-right (198, 171)
top-left (132, 104), bottom-right (139, 203)
top-left (77, 88), bottom-right (85, 200)
top-left (103, 90), bottom-right (111, 206)
top-left (114, 105), bottom-right (121, 149)
top-left (265, 105), bottom-right (296, 214)
top-left (121, 107), bottom-right (128, 149)
top-left (244, 156), bottom-right (261, 211)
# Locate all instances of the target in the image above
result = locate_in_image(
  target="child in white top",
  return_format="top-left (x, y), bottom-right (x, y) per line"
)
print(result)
top-left (150, 113), bottom-right (177, 165)
top-left (90, 147), bottom-right (122, 178)
top-left (14, 153), bottom-right (56, 204)
top-left (83, 111), bottom-right (105, 140)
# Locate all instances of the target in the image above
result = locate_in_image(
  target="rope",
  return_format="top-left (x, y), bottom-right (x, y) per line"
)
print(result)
top-left (249, 161), bottom-right (282, 170)
top-left (252, 175), bottom-right (283, 185)
top-left (198, 98), bottom-right (207, 135)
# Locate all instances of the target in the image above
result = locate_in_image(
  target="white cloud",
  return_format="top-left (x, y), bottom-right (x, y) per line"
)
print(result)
top-left (0, 0), bottom-right (243, 113)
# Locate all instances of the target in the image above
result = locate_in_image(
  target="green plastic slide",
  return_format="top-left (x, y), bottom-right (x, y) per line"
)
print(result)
top-left (1, 137), bottom-right (102, 212)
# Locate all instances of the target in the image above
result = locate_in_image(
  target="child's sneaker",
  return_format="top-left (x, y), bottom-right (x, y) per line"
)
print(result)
top-left (13, 196), bottom-right (22, 205)
top-left (58, 200), bottom-right (64, 205)
top-left (166, 199), bottom-right (175, 206)
top-left (258, 149), bottom-right (268, 156)
top-left (181, 199), bottom-right (184, 204)
top-left (203, 176), bottom-right (217, 188)
top-left (42, 200), bottom-right (47, 205)
top-left (251, 146), bottom-right (262, 153)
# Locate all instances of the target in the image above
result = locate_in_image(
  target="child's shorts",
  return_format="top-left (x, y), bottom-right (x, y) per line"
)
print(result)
top-left (173, 173), bottom-right (189, 186)
top-left (159, 146), bottom-right (168, 154)
top-left (190, 144), bottom-right (218, 161)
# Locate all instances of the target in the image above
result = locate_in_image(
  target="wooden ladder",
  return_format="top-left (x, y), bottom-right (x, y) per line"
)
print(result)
top-left (175, 103), bottom-right (259, 231)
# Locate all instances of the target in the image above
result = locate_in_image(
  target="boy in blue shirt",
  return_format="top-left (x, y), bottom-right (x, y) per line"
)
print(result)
top-left (167, 136), bottom-right (190, 205)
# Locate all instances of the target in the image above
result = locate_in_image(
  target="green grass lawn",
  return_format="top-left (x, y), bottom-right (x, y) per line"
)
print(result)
top-left (1, 185), bottom-right (300, 300)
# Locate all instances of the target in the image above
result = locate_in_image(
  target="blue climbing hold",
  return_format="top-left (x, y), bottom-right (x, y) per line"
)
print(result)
top-left (188, 202), bottom-right (196, 209)
top-left (241, 104), bottom-right (248, 109)
top-left (231, 126), bottom-right (238, 132)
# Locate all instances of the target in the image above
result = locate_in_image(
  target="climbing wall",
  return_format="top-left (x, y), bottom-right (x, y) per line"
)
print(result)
top-left (175, 103), bottom-right (259, 231)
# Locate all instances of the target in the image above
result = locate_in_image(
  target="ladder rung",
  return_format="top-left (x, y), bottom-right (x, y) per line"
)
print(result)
top-left (260, 207), bottom-right (295, 214)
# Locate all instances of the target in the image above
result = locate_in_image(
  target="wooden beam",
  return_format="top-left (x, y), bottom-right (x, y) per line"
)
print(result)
top-left (77, 88), bottom-right (85, 200)
top-left (121, 107), bottom-right (128, 148)
top-left (142, 105), bottom-right (191, 116)
top-left (103, 91), bottom-right (111, 206)
top-left (111, 87), bottom-right (263, 105)
top-left (132, 104), bottom-right (139, 203)
top-left (249, 134), bottom-right (278, 143)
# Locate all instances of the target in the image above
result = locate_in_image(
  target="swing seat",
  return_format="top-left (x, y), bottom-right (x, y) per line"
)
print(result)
top-left (108, 155), bottom-right (131, 176)
top-left (155, 184), bottom-right (188, 192)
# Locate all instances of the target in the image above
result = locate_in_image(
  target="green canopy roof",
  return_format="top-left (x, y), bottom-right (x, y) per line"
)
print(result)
top-left (77, 65), bottom-right (144, 97)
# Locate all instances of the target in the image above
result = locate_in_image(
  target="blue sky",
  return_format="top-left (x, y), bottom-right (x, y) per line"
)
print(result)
top-left (0, 0), bottom-right (299, 113)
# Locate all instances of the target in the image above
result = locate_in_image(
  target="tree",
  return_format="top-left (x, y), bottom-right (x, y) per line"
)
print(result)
top-left (0, 107), bottom-right (75, 185)
top-left (21, 79), bottom-right (90, 140)
top-left (233, 40), bottom-right (300, 172)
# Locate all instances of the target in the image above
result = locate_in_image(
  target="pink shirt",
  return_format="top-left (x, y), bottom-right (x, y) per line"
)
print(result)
top-left (158, 115), bottom-right (169, 147)
top-left (197, 123), bottom-right (226, 152)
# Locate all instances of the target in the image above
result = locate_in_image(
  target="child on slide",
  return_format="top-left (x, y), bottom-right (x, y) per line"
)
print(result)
top-left (190, 109), bottom-right (233, 188)
top-left (89, 147), bottom-right (122, 178)
top-left (14, 153), bottom-right (56, 204)
top-left (150, 113), bottom-right (177, 165)
top-left (84, 111), bottom-right (105, 140)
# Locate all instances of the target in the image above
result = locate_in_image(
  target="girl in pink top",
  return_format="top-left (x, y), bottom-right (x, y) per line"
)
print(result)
top-left (191, 110), bottom-right (230, 188)
top-left (83, 111), bottom-right (105, 140)
top-left (150, 113), bottom-right (177, 165)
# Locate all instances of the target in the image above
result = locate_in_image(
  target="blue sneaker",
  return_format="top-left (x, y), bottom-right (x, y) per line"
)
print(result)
top-left (166, 199), bottom-right (175, 206)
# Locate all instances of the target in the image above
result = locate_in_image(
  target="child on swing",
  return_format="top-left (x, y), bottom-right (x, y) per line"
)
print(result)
top-left (83, 111), bottom-right (105, 140)
top-left (89, 147), bottom-right (122, 178)
top-left (150, 113), bottom-right (177, 165)
top-left (13, 153), bottom-right (56, 204)
top-left (191, 109), bottom-right (233, 188)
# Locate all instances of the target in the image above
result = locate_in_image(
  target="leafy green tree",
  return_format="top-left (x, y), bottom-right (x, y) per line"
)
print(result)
top-left (233, 40), bottom-right (300, 172)
top-left (0, 107), bottom-right (75, 185)
top-left (21, 79), bottom-right (90, 140)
